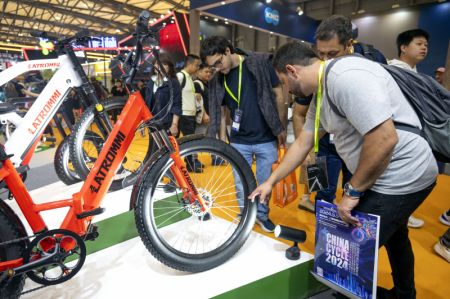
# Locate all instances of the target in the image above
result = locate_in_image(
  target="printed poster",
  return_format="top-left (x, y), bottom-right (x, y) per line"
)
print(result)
top-left (312, 200), bottom-right (380, 299)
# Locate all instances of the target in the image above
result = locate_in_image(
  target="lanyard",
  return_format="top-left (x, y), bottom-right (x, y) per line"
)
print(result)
top-left (314, 61), bottom-right (326, 153)
top-left (224, 55), bottom-right (243, 107)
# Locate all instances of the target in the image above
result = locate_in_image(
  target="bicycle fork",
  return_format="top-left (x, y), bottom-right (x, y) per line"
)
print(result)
top-left (151, 131), bottom-right (207, 211)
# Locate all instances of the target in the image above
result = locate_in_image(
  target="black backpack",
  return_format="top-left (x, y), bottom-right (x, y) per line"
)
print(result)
top-left (353, 42), bottom-right (388, 64)
top-left (325, 56), bottom-right (450, 162)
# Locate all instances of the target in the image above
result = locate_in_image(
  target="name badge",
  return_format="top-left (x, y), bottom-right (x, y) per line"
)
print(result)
top-left (232, 109), bottom-right (243, 132)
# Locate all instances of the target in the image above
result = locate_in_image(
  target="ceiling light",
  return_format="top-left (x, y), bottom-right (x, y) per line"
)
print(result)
top-left (6, 39), bottom-right (10, 42)
top-left (160, 14), bottom-right (164, 18)
top-left (221, 1), bottom-right (226, 4)
top-left (392, 4), bottom-right (400, 8)
top-left (115, 29), bottom-right (120, 33)
top-left (357, 9), bottom-right (365, 14)
top-left (270, 32), bottom-right (273, 34)
top-left (205, 16), bottom-right (209, 19)
top-left (214, 18), bottom-right (219, 22)
top-left (266, 0), bottom-right (272, 3)
top-left (225, 21), bottom-right (229, 25)
top-left (249, 25), bottom-right (253, 28)
top-left (296, 6), bottom-right (303, 15)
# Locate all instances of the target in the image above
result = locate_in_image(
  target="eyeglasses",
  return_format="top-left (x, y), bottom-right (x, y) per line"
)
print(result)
top-left (207, 54), bottom-right (224, 69)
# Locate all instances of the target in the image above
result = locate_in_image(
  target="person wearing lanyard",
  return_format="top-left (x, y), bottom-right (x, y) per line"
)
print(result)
top-left (177, 54), bottom-right (202, 173)
top-left (250, 41), bottom-right (437, 299)
top-left (201, 36), bottom-right (287, 233)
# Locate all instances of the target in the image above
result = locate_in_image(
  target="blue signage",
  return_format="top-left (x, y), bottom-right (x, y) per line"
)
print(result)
top-left (264, 7), bottom-right (279, 26)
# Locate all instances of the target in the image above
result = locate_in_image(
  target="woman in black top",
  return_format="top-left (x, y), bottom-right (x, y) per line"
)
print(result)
top-left (144, 54), bottom-right (182, 136)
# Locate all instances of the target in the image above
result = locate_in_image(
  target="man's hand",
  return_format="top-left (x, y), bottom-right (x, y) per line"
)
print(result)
top-left (202, 113), bottom-right (210, 124)
top-left (169, 123), bottom-right (179, 137)
top-left (277, 131), bottom-right (287, 145)
top-left (249, 180), bottom-right (275, 204)
top-left (337, 195), bottom-right (361, 226)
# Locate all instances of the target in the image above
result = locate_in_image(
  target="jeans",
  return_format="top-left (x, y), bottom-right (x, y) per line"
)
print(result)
top-left (355, 182), bottom-right (435, 299)
top-left (231, 141), bottom-right (278, 221)
top-left (315, 134), bottom-right (352, 202)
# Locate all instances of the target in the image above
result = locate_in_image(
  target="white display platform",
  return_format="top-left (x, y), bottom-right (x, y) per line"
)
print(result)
top-left (6, 181), bottom-right (314, 298)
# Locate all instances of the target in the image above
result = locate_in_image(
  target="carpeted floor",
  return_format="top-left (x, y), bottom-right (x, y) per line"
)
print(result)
top-left (260, 171), bottom-right (450, 299)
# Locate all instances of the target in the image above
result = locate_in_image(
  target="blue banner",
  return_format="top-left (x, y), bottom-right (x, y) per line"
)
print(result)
top-left (199, 1), bottom-right (318, 42)
top-left (312, 200), bottom-right (380, 299)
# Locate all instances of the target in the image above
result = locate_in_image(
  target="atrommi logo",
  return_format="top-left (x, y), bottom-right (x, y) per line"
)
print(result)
top-left (28, 89), bottom-right (61, 134)
top-left (264, 7), bottom-right (280, 26)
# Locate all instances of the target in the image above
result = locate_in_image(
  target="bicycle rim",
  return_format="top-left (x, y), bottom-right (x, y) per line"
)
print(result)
top-left (135, 138), bottom-right (257, 272)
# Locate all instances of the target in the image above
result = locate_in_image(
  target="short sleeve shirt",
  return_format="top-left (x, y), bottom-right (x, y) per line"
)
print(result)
top-left (304, 57), bottom-right (437, 194)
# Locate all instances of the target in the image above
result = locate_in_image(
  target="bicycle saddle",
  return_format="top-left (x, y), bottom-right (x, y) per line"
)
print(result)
top-left (0, 102), bottom-right (16, 114)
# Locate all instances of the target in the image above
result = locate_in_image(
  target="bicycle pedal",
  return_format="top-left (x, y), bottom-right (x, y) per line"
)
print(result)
top-left (76, 207), bottom-right (105, 219)
top-left (84, 224), bottom-right (99, 241)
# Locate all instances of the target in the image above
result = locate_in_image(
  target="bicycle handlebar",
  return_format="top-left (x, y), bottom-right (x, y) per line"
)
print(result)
top-left (30, 29), bottom-right (92, 49)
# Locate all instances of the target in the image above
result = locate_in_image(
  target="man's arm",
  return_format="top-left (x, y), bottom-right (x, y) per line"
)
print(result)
top-left (338, 119), bottom-right (398, 226)
top-left (273, 85), bottom-right (287, 144)
top-left (350, 119), bottom-right (398, 191)
top-left (292, 103), bottom-right (309, 139)
top-left (219, 106), bottom-right (228, 142)
top-left (249, 128), bottom-right (314, 201)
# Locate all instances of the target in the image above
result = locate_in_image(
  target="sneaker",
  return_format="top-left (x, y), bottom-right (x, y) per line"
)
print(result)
top-left (255, 218), bottom-right (276, 233)
top-left (439, 210), bottom-right (450, 226)
top-left (211, 155), bottom-right (227, 166)
top-left (407, 215), bottom-right (424, 228)
top-left (434, 238), bottom-right (450, 263)
top-left (298, 196), bottom-right (315, 213)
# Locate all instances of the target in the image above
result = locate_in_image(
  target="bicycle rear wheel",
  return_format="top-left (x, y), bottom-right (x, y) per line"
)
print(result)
top-left (70, 98), bottom-right (152, 191)
top-left (134, 137), bottom-right (257, 272)
top-left (0, 210), bottom-right (27, 298)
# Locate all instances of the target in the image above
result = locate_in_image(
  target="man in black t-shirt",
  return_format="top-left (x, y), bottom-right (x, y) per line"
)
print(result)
top-left (201, 36), bottom-right (287, 233)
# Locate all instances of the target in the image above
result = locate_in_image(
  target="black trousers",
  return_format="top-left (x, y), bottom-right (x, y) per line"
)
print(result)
top-left (355, 182), bottom-right (436, 299)
top-left (179, 115), bottom-right (196, 137)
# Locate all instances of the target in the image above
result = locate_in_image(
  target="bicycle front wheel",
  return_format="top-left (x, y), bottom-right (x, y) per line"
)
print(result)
top-left (70, 98), bottom-right (152, 191)
top-left (134, 137), bottom-right (257, 272)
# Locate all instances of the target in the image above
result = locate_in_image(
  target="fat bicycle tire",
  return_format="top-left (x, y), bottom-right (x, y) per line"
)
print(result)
top-left (54, 137), bottom-right (81, 185)
top-left (134, 137), bottom-right (257, 272)
top-left (69, 98), bottom-right (152, 191)
top-left (0, 211), bottom-right (27, 299)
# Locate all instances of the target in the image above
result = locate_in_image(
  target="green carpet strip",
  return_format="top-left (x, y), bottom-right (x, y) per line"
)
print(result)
top-left (211, 261), bottom-right (327, 299)
top-left (81, 201), bottom-right (326, 298)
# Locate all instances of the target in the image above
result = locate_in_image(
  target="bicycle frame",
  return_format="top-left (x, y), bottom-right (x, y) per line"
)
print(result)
top-left (0, 89), bottom-right (205, 272)
top-left (0, 56), bottom-right (82, 167)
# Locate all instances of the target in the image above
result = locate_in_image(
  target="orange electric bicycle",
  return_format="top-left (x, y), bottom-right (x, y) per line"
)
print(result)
top-left (0, 11), bottom-right (257, 298)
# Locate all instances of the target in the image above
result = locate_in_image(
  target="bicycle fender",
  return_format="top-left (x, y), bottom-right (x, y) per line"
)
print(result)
top-left (128, 134), bottom-right (206, 210)
top-left (0, 200), bottom-right (28, 238)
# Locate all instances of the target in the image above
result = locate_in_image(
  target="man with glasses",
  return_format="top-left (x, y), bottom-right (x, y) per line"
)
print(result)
top-left (200, 36), bottom-right (287, 232)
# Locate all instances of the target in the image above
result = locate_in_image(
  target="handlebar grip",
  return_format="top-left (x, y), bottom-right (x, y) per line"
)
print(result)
top-left (136, 11), bottom-right (151, 34)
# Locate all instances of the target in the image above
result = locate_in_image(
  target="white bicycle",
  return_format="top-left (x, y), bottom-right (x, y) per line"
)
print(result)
top-left (0, 31), bottom-right (118, 186)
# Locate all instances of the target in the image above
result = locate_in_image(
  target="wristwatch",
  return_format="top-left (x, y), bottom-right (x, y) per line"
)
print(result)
top-left (344, 182), bottom-right (364, 198)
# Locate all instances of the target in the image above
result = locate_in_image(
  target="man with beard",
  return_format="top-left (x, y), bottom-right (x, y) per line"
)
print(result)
top-left (250, 41), bottom-right (437, 299)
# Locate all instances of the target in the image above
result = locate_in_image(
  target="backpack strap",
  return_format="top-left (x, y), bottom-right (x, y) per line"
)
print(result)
top-left (323, 56), bottom-right (349, 118)
top-left (179, 71), bottom-right (187, 89)
top-left (359, 43), bottom-right (376, 61)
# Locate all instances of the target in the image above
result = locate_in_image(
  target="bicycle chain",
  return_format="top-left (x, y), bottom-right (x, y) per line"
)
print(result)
top-left (0, 233), bottom-right (48, 295)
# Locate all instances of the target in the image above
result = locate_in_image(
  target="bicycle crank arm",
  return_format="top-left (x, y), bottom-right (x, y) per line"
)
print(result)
top-left (11, 245), bottom-right (61, 276)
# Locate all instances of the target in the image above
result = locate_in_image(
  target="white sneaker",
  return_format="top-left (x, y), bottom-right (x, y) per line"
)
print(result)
top-left (439, 210), bottom-right (450, 226)
top-left (407, 215), bottom-right (424, 228)
top-left (434, 239), bottom-right (450, 263)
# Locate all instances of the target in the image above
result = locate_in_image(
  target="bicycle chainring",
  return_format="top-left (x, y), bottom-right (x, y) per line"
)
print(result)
top-left (25, 229), bottom-right (86, 286)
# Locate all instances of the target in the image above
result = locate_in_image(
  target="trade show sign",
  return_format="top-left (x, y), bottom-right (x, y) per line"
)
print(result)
top-left (312, 200), bottom-right (380, 299)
